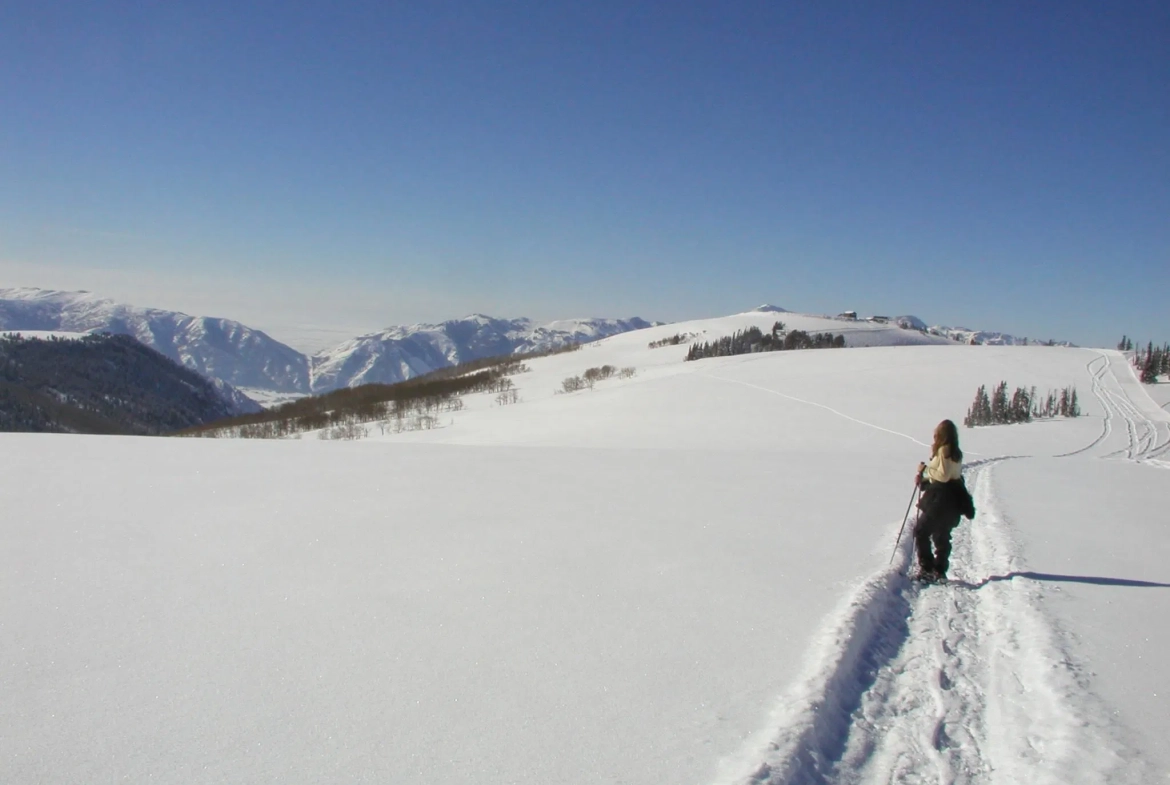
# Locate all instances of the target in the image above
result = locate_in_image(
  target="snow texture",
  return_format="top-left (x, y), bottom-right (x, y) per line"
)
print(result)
top-left (2, 308), bottom-right (1167, 785)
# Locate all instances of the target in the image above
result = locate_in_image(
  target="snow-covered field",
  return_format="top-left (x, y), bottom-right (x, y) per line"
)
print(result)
top-left (3, 310), bottom-right (1168, 784)
top-left (1145, 378), bottom-right (1170, 411)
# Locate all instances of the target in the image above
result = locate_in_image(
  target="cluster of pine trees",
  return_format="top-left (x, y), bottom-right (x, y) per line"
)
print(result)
top-left (1119, 337), bottom-right (1169, 383)
top-left (685, 323), bottom-right (844, 361)
top-left (963, 382), bottom-right (1080, 427)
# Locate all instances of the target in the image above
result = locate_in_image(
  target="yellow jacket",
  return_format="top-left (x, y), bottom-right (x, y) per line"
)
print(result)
top-left (924, 445), bottom-right (962, 483)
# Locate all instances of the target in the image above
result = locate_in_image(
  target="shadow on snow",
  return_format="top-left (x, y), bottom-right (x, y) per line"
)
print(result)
top-left (955, 571), bottom-right (1170, 590)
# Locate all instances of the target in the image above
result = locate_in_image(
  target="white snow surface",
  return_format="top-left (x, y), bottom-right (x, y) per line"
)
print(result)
top-left (1140, 377), bottom-right (1170, 412)
top-left (3, 308), bottom-right (1168, 785)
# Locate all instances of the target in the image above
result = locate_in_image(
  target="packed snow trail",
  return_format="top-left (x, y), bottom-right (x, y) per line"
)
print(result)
top-left (723, 353), bottom-right (1168, 784)
top-left (727, 464), bottom-right (1148, 785)
top-left (836, 464), bottom-right (1141, 785)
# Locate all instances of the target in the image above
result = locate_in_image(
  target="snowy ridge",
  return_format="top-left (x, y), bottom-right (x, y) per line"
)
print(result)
top-left (0, 288), bottom-right (310, 393)
top-left (308, 314), bottom-right (655, 391)
top-left (0, 330), bottom-right (87, 341)
top-left (0, 288), bottom-right (656, 397)
top-left (891, 315), bottom-right (1073, 347)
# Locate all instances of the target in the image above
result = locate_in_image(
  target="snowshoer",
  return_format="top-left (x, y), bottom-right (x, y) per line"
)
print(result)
top-left (913, 419), bottom-right (975, 583)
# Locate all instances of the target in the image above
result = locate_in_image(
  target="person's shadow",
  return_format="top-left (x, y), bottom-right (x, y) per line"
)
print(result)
top-left (954, 571), bottom-right (1170, 590)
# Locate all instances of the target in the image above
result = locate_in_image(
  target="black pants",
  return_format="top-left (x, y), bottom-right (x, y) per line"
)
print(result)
top-left (914, 516), bottom-right (958, 576)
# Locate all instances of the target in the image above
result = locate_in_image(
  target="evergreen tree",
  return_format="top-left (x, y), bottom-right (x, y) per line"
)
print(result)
top-left (991, 381), bottom-right (1009, 424)
top-left (1009, 387), bottom-right (1032, 423)
top-left (964, 385), bottom-right (984, 427)
top-left (1141, 354), bottom-right (1158, 383)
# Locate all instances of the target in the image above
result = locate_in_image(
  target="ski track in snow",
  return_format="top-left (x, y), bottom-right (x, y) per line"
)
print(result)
top-left (698, 372), bottom-right (930, 450)
top-left (722, 351), bottom-right (1168, 785)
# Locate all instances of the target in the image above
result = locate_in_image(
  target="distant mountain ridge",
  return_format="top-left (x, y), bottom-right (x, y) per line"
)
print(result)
top-left (312, 314), bottom-right (655, 391)
top-left (0, 288), bottom-right (657, 397)
top-left (892, 315), bottom-right (1072, 347)
top-left (0, 288), bottom-right (1068, 403)
top-left (0, 288), bottom-right (310, 393)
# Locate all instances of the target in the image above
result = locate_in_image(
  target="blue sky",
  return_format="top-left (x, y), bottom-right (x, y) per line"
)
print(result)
top-left (1, 1), bottom-right (1166, 350)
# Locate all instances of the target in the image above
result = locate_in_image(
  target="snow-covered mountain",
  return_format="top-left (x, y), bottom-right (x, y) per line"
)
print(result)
top-left (893, 315), bottom-right (1072, 346)
top-left (929, 326), bottom-right (1071, 346)
top-left (0, 288), bottom-right (311, 393)
top-left (1, 288), bottom-right (1075, 402)
top-left (0, 288), bottom-right (657, 397)
top-left (310, 314), bottom-right (655, 392)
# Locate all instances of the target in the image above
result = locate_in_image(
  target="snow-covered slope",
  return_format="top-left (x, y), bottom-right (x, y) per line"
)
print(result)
top-left (308, 314), bottom-right (655, 391)
top-left (8, 306), bottom-right (1166, 783)
top-left (0, 288), bottom-right (311, 393)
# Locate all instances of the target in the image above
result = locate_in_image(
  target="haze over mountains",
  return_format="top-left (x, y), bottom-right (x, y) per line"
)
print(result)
top-left (0, 288), bottom-right (655, 400)
top-left (0, 288), bottom-right (1062, 406)
top-left (0, 288), bottom-right (311, 394)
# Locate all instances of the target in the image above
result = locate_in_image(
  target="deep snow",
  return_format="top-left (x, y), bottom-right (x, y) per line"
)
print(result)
top-left (2, 310), bottom-right (1167, 784)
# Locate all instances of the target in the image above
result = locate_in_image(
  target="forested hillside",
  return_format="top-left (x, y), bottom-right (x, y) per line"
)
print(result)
top-left (0, 334), bottom-right (247, 434)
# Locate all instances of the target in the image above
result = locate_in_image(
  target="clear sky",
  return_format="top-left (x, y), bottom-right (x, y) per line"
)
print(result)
top-left (1, 1), bottom-right (1166, 351)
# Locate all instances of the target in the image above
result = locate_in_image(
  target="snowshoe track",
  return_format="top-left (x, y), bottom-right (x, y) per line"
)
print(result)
top-left (722, 350), bottom-right (1166, 785)
top-left (728, 463), bottom-right (1144, 785)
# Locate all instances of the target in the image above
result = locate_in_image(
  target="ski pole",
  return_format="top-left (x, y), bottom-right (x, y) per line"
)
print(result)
top-left (889, 475), bottom-right (922, 565)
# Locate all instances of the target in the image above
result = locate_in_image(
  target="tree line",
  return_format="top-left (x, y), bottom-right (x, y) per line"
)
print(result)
top-left (178, 345), bottom-right (576, 438)
top-left (560, 365), bottom-right (636, 393)
top-left (963, 381), bottom-right (1080, 427)
top-left (685, 323), bottom-right (845, 361)
top-left (1118, 336), bottom-right (1169, 383)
